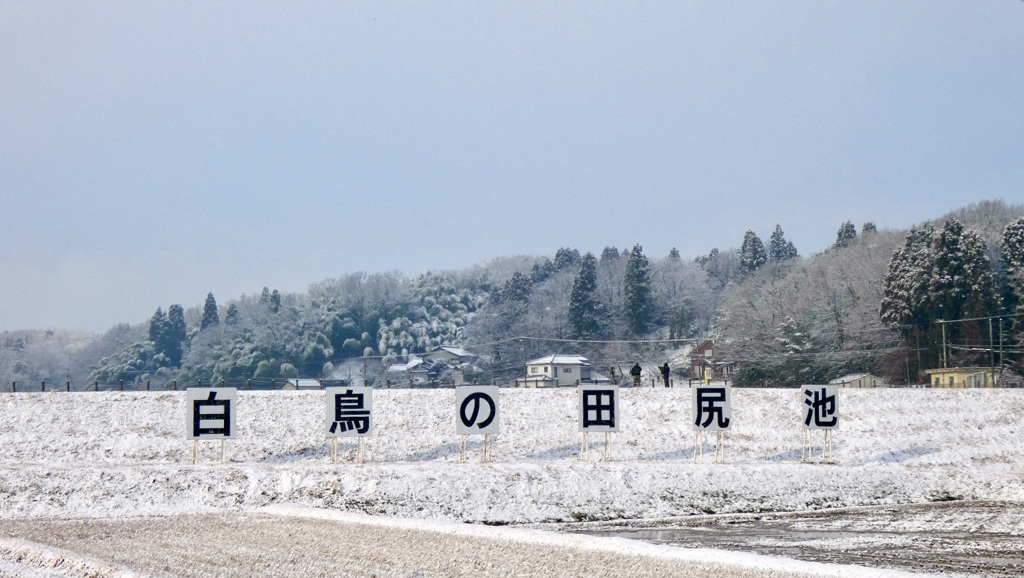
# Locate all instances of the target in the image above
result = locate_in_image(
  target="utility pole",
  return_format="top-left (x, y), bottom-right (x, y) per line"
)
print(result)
top-left (989, 318), bottom-right (995, 385)
top-left (939, 320), bottom-right (947, 369)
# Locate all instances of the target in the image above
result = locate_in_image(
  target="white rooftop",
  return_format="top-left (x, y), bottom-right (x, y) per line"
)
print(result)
top-left (527, 355), bottom-right (591, 366)
top-left (430, 346), bottom-right (475, 358)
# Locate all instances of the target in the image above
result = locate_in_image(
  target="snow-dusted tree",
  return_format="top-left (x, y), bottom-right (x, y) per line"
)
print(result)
top-left (668, 247), bottom-right (680, 260)
top-left (200, 293), bottom-right (219, 330)
top-left (880, 226), bottom-right (935, 330)
top-left (225, 304), bottom-right (239, 326)
top-left (165, 304), bottom-right (186, 366)
top-left (623, 244), bottom-right (652, 336)
top-left (1003, 218), bottom-right (1024, 334)
top-left (834, 221), bottom-right (858, 249)
top-left (568, 253), bottom-right (601, 339)
top-left (148, 308), bottom-right (168, 346)
top-left (147, 307), bottom-right (182, 369)
top-left (554, 247), bottom-right (581, 270)
top-left (652, 253), bottom-right (715, 339)
top-left (600, 246), bottom-right (621, 263)
top-left (723, 231), bottom-right (901, 385)
top-left (697, 247), bottom-right (742, 290)
top-left (881, 220), bottom-right (998, 371)
top-left (768, 225), bottom-right (798, 261)
top-left (270, 289), bottom-right (281, 313)
top-left (740, 231), bottom-right (767, 274)
top-left (862, 222), bottom-right (877, 236)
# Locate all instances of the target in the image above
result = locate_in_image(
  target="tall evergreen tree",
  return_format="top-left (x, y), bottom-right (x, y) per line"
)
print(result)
top-left (768, 225), bottom-right (798, 261)
top-left (600, 247), bottom-right (620, 262)
top-left (496, 272), bottom-right (533, 305)
top-left (623, 244), bottom-right (652, 335)
top-left (881, 220), bottom-right (998, 370)
top-left (225, 303), bottom-right (240, 326)
top-left (554, 247), bottom-right (581, 270)
top-left (148, 308), bottom-right (168, 345)
top-left (834, 221), bottom-right (858, 249)
top-left (1003, 218), bottom-right (1024, 335)
top-left (530, 259), bottom-right (557, 283)
top-left (568, 253), bottom-right (601, 339)
top-left (200, 293), bottom-right (220, 330)
top-left (270, 289), bottom-right (281, 313)
top-left (740, 231), bottom-right (767, 274)
top-left (259, 287), bottom-right (271, 305)
top-left (166, 304), bottom-right (186, 365)
top-left (862, 222), bottom-right (877, 235)
top-left (668, 247), bottom-right (681, 260)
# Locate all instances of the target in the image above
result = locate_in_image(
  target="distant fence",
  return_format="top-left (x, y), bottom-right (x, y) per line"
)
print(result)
top-left (5, 377), bottom-right (477, 393)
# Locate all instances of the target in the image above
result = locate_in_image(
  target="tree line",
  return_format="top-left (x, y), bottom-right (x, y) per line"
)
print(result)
top-left (1, 201), bottom-right (1022, 389)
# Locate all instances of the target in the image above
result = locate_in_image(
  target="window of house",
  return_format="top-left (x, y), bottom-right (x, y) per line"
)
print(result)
top-left (531, 367), bottom-right (538, 374)
top-left (564, 367), bottom-right (572, 373)
top-left (949, 376), bottom-right (954, 386)
top-left (544, 366), bottom-right (549, 373)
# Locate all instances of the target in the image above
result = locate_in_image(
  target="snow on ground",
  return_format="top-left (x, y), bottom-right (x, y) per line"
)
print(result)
top-left (0, 387), bottom-right (1021, 525)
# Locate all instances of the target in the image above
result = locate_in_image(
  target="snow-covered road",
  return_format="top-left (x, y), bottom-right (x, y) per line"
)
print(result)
top-left (0, 507), bottom-right (935, 578)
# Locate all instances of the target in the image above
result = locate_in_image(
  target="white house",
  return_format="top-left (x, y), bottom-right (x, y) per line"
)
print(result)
top-left (518, 355), bottom-right (610, 387)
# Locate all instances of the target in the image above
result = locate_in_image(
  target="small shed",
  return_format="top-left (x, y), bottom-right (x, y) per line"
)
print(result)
top-left (925, 367), bottom-right (998, 388)
top-left (829, 373), bottom-right (885, 388)
top-left (281, 379), bottom-right (322, 390)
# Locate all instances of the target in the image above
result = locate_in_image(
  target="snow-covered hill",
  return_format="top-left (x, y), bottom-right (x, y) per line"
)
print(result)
top-left (1, 388), bottom-right (1021, 523)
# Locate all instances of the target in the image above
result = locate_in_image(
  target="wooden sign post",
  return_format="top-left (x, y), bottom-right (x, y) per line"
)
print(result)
top-left (326, 387), bottom-right (373, 464)
top-left (801, 385), bottom-right (839, 463)
top-left (456, 386), bottom-right (500, 463)
top-left (186, 388), bottom-right (238, 464)
top-left (578, 385), bottom-right (619, 461)
top-left (692, 384), bottom-right (731, 464)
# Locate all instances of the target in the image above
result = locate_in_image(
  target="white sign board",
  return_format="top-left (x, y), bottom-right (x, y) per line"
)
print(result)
top-left (578, 385), bottom-right (619, 432)
top-left (802, 385), bottom-right (839, 429)
top-left (187, 388), bottom-right (237, 439)
top-left (456, 386), bottom-right (500, 435)
top-left (692, 385), bottom-right (732, 431)
top-left (325, 387), bottom-right (373, 437)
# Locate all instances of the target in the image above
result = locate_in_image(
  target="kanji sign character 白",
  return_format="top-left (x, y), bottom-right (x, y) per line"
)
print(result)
top-left (186, 388), bottom-right (238, 439)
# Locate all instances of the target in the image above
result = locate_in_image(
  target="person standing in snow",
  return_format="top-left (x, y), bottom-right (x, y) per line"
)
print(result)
top-left (630, 363), bottom-right (642, 387)
top-left (661, 363), bottom-right (670, 388)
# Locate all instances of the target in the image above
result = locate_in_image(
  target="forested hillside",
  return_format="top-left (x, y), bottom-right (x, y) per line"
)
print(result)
top-left (2, 201), bottom-right (1022, 389)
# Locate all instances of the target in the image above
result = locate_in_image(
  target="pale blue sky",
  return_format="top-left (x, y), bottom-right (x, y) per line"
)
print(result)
top-left (2, 2), bottom-right (1023, 332)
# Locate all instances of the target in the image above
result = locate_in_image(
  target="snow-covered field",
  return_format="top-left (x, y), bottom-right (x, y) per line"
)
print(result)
top-left (0, 385), bottom-right (1019, 573)
top-left (1, 387), bottom-right (1021, 523)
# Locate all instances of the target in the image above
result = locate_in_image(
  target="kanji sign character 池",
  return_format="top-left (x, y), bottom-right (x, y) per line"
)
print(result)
top-left (803, 385), bottom-right (839, 429)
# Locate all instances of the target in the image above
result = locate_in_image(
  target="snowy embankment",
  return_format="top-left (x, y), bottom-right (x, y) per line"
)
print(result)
top-left (0, 388), bottom-right (1021, 523)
